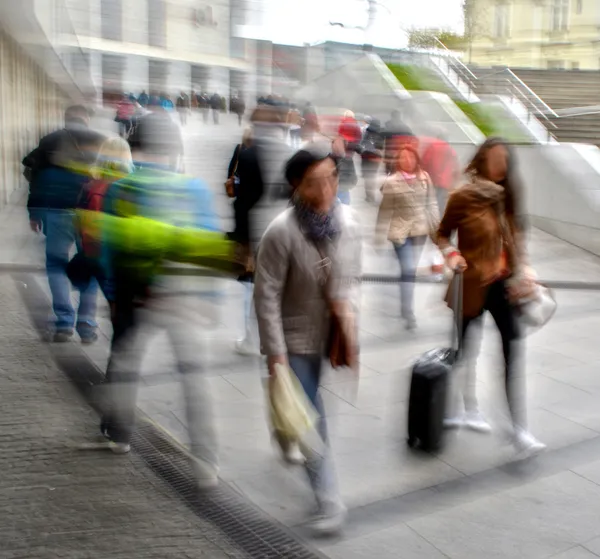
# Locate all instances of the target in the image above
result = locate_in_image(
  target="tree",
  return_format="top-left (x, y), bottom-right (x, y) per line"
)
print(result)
top-left (408, 28), bottom-right (465, 51)
top-left (463, 0), bottom-right (488, 64)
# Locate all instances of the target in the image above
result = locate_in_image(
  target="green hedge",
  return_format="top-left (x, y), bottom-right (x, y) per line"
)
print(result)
top-left (387, 63), bottom-right (531, 143)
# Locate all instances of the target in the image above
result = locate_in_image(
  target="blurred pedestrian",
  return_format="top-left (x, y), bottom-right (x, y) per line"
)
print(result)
top-left (232, 104), bottom-right (293, 356)
top-left (375, 144), bottom-right (439, 330)
top-left (421, 129), bottom-right (460, 214)
top-left (437, 137), bottom-right (545, 454)
top-left (210, 93), bottom-right (221, 124)
top-left (68, 137), bottom-right (134, 301)
top-left (24, 105), bottom-right (105, 342)
top-left (115, 94), bottom-right (136, 138)
top-left (334, 111), bottom-right (362, 205)
top-left (88, 115), bottom-right (241, 489)
top-left (176, 90), bottom-right (190, 126)
top-left (231, 93), bottom-right (246, 126)
top-left (254, 145), bottom-right (361, 535)
top-left (138, 90), bottom-right (149, 108)
top-left (360, 118), bottom-right (384, 203)
top-left (132, 95), bottom-right (184, 172)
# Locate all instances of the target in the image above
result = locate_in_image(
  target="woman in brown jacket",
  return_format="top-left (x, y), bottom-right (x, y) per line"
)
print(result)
top-left (437, 137), bottom-right (545, 455)
top-left (376, 144), bottom-right (439, 329)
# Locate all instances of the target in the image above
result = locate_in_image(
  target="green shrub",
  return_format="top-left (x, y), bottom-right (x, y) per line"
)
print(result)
top-left (387, 63), bottom-right (532, 143)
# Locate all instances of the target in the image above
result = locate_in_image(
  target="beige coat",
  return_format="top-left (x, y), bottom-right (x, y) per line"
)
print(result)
top-left (375, 171), bottom-right (440, 246)
top-left (254, 206), bottom-right (362, 357)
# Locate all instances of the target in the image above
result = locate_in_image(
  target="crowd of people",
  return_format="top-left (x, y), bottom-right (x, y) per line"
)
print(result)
top-left (21, 93), bottom-right (548, 537)
top-left (113, 90), bottom-right (246, 136)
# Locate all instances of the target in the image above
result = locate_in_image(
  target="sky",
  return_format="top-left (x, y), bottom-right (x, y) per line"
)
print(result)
top-left (238, 0), bottom-right (465, 48)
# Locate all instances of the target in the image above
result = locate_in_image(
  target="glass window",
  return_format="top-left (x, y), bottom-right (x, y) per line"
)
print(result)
top-left (552, 0), bottom-right (570, 31)
top-left (101, 0), bottom-right (122, 42)
top-left (494, 3), bottom-right (510, 39)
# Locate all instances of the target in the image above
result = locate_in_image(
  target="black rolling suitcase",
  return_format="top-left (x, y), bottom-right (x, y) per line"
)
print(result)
top-left (407, 273), bottom-right (463, 451)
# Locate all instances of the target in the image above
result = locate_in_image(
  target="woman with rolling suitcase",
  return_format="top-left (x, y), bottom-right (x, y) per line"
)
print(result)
top-left (436, 137), bottom-right (545, 456)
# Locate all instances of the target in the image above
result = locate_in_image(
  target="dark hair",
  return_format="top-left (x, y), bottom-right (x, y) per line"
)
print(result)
top-left (465, 137), bottom-right (524, 229)
top-left (285, 144), bottom-right (338, 188)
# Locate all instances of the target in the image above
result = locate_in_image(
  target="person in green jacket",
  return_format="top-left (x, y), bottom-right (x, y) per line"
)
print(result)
top-left (84, 116), bottom-right (241, 491)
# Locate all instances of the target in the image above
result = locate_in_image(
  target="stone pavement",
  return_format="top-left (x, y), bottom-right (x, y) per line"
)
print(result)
top-left (5, 114), bottom-right (600, 558)
top-left (0, 275), bottom-right (244, 559)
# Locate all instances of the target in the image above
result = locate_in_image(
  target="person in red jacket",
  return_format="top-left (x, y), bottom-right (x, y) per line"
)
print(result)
top-left (420, 130), bottom-right (460, 213)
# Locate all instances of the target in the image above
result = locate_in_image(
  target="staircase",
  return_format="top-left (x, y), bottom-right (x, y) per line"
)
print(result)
top-left (474, 67), bottom-right (600, 147)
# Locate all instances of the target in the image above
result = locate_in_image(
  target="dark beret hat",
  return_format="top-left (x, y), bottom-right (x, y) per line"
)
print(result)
top-left (285, 143), bottom-right (338, 187)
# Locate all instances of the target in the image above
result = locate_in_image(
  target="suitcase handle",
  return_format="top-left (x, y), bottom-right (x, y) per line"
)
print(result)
top-left (451, 271), bottom-right (464, 353)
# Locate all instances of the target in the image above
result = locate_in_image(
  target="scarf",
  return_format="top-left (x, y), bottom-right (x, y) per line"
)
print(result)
top-left (292, 195), bottom-right (340, 243)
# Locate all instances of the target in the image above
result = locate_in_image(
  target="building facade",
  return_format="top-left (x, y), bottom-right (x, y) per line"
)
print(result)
top-left (469, 0), bottom-right (600, 69)
top-left (64, 0), bottom-right (256, 103)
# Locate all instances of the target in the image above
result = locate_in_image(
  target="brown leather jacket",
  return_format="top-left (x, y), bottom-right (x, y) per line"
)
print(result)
top-left (436, 175), bottom-right (525, 317)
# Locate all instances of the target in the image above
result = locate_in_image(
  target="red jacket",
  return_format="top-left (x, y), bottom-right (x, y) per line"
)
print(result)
top-left (421, 137), bottom-right (459, 191)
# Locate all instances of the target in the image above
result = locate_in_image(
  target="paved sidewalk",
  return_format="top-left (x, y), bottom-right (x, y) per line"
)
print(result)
top-left (6, 115), bottom-right (600, 558)
top-left (0, 275), bottom-right (242, 559)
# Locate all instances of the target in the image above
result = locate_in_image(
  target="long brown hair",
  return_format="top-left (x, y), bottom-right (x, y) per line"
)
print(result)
top-left (465, 137), bottom-right (525, 230)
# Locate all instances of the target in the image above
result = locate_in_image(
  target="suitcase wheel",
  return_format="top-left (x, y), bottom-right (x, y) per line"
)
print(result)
top-left (407, 436), bottom-right (418, 449)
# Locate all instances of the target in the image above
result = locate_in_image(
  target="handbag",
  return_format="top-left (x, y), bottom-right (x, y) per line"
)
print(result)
top-left (311, 242), bottom-right (356, 370)
top-left (225, 145), bottom-right (241, 198)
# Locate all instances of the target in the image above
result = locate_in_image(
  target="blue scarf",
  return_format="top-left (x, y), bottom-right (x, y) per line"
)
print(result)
top-left (292, 195), bottom-right (340, 243)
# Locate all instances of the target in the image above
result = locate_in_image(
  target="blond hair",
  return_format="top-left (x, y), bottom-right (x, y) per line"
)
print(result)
top-left (93, 136), bottom-right (133, 179)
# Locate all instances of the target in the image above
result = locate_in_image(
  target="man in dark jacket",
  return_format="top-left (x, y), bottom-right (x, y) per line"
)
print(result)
top-left (210, 93), bottom-right (221, 124)
top-left (23, 105), bottom-right (105, 342)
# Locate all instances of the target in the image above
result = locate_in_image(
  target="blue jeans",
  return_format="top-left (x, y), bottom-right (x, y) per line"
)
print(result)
top-left (337, 190), bottom-right (351, 205)
top-left (393, 236), bottom-right (426, 320)
top-left (288, 354), bottom-right (340, 510)
top-left (45, 210), bottom-right (98, 333)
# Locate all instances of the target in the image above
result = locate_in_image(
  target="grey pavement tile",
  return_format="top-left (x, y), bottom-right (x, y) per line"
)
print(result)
top-left (322, 524), bottom-right (448, 559)
top-left (408, 471), bottom-right (600, 559)
top-left (541, 361), bottom-right (600, 396)
top-left (335, 444), bottom-right (463, 508)
top-left (526, 347), bottom-right (589, 376)
top-left (229, 467), bottom-right (314, 526)
top-left (328, 406), bottom-right (407, 455)
top-left (138, 381), bottom-right (184, 414)
top-left (528, 373), bottom-right (592, 407)
top-left (583, 536), bottom-right (600, 556)
top-left (221, 370), bottom-right (266, 399)
top-left (543, 391), bottom-right (600, 433)
top-left (571, 459), bottom-right (600, 487)
top-left (541, 338), bottom-right (600, 367)
top-left (324, 371), bottom-right (410, 410)
top-left (527, 408), bottom-right (598, 451)
top-left (552, 547), bottom-right (600, 559)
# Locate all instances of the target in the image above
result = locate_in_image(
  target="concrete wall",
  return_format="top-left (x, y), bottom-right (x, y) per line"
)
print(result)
top-left (0, 29), bottom-right (66, 210)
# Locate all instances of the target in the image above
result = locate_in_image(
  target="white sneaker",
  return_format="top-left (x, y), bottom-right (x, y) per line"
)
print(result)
top-left (309, 502), bottom-right (347, 536)
top-left (77, 441), bottom-right (131, 454)
top-left (513, 429), bottom-right (546, 457)
top-left (464, 411), bottom-right (492, 434)
top-left (234, 338), bottom-right (257, 356)
top-left (443, 416), bottom-right (464, 429)
top-left (283, 442), bottom-right (306, 465)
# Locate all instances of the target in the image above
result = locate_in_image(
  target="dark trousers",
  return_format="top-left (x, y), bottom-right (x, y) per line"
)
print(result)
top-left (460, 279), bottom-right (525, 429)
top-left (100, 268), bottom-right (148, 442)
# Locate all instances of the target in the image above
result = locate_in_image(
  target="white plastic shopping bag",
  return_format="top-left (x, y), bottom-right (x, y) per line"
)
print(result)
top-left (269, 363), bottom-right (324, 456)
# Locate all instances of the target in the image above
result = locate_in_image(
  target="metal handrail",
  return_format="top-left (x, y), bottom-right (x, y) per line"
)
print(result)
top-left (505, 68), bottom-right (558, 118)
top-left (505, 82), bottom-right (558, 128)
top-left (433, 37), bottom-right (477, 81)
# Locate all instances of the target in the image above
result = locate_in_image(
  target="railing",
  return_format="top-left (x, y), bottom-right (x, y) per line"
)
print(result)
top-left (432, 38), bottom-right (478, 91)
top-left (464, 66), bottom-right (558, 143)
